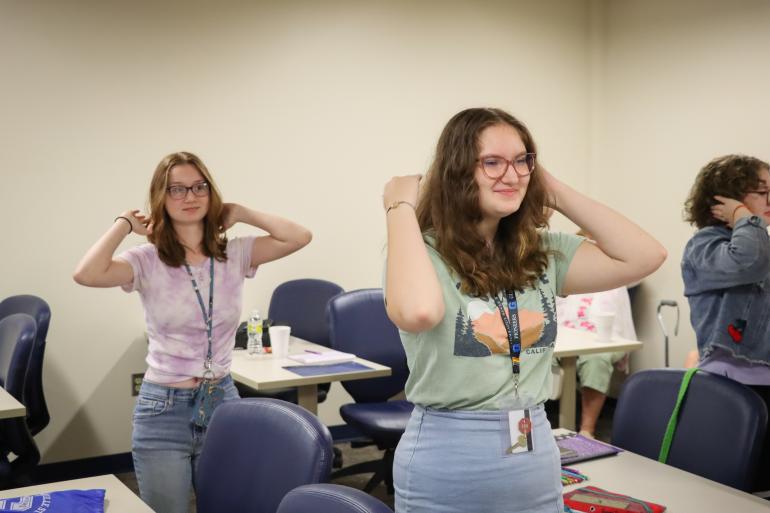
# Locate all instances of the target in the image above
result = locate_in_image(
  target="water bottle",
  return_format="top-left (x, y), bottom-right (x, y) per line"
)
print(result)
top-left (247, 309), bottom-right (263, 355)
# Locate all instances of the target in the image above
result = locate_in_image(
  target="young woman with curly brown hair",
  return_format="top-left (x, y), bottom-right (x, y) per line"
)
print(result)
top-left (383, 108), bottom-right (666, 512)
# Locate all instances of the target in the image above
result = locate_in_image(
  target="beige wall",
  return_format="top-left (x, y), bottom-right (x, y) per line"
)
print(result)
top-left (591, 0), bottom-right (770, 372)
top-left (0, 0), bottom-right (591, 462)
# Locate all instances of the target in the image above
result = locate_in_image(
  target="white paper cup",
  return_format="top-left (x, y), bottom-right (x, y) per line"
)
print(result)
top-left (269, 326), bottom-right (291, 358)
top-left (594, 313), bottom-right (615, 343)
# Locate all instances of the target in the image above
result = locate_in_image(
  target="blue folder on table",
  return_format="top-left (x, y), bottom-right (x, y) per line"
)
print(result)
top-left (283, 361), bottom-right (373, 377)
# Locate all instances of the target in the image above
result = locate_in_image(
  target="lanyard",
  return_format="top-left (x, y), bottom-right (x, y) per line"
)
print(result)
top-left (493, 290), bottom-right (522, 397)
top-left (184, 257), bottom-right (214, 379)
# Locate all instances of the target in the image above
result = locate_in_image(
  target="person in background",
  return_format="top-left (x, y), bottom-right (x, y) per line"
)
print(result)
top-left (73, 151), bottom-right (312, 513)
top-left (383, 107), bottom-right (666, 513)
top-left (682, 153), bottom-right (770, 492)
top-left (684, 349), bottom-right (699, 368)
top-left (555, 285), bottom-right (637, 439)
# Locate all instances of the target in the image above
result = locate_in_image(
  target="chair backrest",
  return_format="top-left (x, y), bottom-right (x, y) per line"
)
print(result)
top-left (0, 314), bottom-right (36, 400)
top-left (0, 295), bottom-right (51, 435)
top-left (195, 398), bottom-right (334, 513)
top-left (277, 483), bottom-right (393, 513)
top-left (328, 289), bottom-right (409, 403)
top-left (611, 368), bottom-right (768, 491)
top-left (268, 279), bottom-right (344, 348)
top-left (0, 314), bottom-right (40, 480)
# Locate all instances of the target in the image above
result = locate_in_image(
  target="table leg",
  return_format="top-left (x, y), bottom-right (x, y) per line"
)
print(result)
top-left (297, 385), bottom-right (318, 414)
top-left (560, 356), bottom-right (577, 430)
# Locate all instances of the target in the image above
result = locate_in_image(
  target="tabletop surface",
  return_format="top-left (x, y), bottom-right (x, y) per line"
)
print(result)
top-left (554, 326), bottom-right (643, 358)
top-left (0, 474), bottom-right (153, 512)
top-left (230, 336), bottom-right (391, 390)
top-left (555, 429), bottom-right (770, 512)
top-left (0, 386), bottom-right (25, 420)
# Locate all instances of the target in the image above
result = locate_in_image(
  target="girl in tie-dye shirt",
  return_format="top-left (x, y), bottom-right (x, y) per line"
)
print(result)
top-left (74, 151), bottom-right (311, 513)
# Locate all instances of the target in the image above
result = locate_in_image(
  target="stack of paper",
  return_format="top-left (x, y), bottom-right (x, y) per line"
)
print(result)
top-left (288, 349), bottom-right (356, 365)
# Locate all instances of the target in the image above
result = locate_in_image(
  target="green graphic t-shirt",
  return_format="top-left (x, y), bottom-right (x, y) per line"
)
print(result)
top-left (397, 232), bottom-right (583, 411)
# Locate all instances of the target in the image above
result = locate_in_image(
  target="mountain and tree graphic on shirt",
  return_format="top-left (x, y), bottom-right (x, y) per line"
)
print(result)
top-left (453, 275), bottom-right (557, 357)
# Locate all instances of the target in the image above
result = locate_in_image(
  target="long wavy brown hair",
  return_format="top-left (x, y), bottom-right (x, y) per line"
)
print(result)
top-left (147, 151), bottom-right (228, 267)
top-left (684, 154), bottom-right (769, 229)
top-left (417, 108), bottom-right (550, 297)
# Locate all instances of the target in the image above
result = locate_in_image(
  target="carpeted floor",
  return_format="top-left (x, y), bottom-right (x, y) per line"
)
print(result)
top-left (329, 443), bottom-right (396, 507)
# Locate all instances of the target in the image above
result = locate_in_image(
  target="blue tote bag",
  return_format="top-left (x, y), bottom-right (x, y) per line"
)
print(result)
top-left (0, 489), bottom-right (105, 512)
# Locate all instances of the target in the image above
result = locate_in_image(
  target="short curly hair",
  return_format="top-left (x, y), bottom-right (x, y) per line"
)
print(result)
top-left (684, 154), bottom-right (769, 229)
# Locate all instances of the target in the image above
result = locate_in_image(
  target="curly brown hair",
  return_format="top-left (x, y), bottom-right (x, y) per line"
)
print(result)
top-left (684, 154), bottom-right (770, 229)
top-left (417, 108), bottom-right (550, 297)
top-left (147, 151), bottom-right (228, 267)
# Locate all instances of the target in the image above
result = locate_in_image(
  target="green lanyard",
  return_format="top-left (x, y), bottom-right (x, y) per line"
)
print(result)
top-left (658, 367), bottom-right (699, 463)
top-left (183, 257), bottom-right (215, 379)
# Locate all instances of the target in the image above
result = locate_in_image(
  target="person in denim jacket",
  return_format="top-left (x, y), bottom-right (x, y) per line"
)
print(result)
top-left (682, 154), bottom-right (770, 492)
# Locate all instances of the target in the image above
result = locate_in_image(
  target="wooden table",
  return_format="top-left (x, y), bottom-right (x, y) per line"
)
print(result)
top-left (0, 474), bottom-right (153, 512)
top-left (554, 327), bottom-right (643, 430)
top-left (0, 387), bottom-right (26, 420)
top-left (555, 429), bottom-right (770, 512)
top-left (230, 336), bottom-right (391, 413)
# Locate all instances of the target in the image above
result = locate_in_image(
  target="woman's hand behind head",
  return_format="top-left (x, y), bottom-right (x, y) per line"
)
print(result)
top-left (712, 195), bottom-right (750, 228)
top-left (122, 209), bottom-right (152, 236)
top-left (383, 175), bottom-right (421, 211)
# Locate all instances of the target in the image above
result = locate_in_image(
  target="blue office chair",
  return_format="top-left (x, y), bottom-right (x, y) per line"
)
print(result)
top-left (277, 483), bottom-right (393, 513)
top-left (236, 279), bottom-right (344, 405)
top-left (195, 398), bottom-right (334, 513)
top-left (0, 295), bottom-right (51, 436)
top-left (328, 289), bottom-right (413, 494)
top-left (269, 279), bottom-right (345, 351)
top-left (611, 368), bottom-right (767, 492)
top-left (0, 314), bottom-right (40, 486)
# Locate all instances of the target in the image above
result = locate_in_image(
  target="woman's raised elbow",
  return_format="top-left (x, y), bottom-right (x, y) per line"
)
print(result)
top-left (745, 254), bottom-right (770, 280)
top-left (295, 228), bottom-right (312, 249)
top-left (72, 269), bottom-right (93, 287)
top-left (638, 242), bottom-right (667, 274)
top-left (389, 303), bottom-right (445, 333)
top-left (651, 244), bottom-right (668, 271)
top-left (627, 244), bottom-right (667, 284)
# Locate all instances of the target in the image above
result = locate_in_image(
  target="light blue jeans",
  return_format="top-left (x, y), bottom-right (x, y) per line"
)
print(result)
top-left (132, 375), bottom-right (239, 513)
top-left (394, 404), bottom-right (563, 513)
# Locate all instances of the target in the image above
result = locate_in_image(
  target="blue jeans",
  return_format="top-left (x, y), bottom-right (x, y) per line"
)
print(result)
top-left (394, 404), bottom-right (563, 513)
top-left (132, 375), bottom-right (239, 513)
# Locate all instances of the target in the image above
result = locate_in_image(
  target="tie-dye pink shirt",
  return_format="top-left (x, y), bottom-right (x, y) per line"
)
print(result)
top-left (119, 237), bottom-right (256, 384)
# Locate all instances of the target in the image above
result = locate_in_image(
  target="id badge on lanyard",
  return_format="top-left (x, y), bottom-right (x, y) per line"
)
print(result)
top-left (192, 378), bottom-right (225, 428)
top-left (185, 257), bottom-right (225, 428)
top-left (494, 290), bottom-right (535, 455)
top-left (507, 409), bottom-right (534, 454)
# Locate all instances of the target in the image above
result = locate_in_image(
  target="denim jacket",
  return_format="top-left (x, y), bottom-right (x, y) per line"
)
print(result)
top-left (681, 215), bottom-right (770, 365)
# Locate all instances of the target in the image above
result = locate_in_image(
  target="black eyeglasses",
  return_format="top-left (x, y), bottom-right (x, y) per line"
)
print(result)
top-left (477, 153), bottom-right (537, 179)
top-left (746, 189), bottom-right (770, 205)
top-left (166, 182), bottom-right (210, 200)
